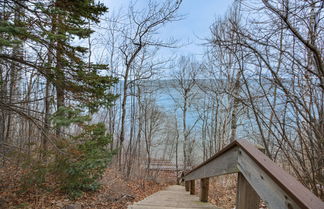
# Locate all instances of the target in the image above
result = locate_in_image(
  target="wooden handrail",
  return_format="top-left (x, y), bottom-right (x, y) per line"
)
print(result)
top-left (182, 140), bottom-right (324, 209)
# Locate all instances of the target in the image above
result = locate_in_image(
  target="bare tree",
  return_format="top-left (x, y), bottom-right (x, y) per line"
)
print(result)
top-left (207, 0), bottom-right (324, 198)
top-left (170, 56), bottom-right (200, 170)
top-left (104, 0), bottom-right (182, 170)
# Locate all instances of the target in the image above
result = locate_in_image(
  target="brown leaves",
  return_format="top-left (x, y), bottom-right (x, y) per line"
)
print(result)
top-left (0, 165), bottom-right (166, 209)
top-left (208, 174), bottom-right (237, 209)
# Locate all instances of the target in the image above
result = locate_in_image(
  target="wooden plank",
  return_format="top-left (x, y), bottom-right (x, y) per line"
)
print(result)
top-left (183, 147), bottom-right (239, 181)
top-left (237, 140), bottom-right (324, 209)
top-left (200, 178), bottom-right (209, 202)
top-left (185, 181), bottom-right (190, 192)
top-left (128, 185), bottom-right (217, 209)
top-left (183, 140), bottom-right (324, 209)
top-left (237, 147), bottom-right (303, 209)
top-left (190, 180), bottom-right (195, 195)
top-left (183, 140), bottom-right (239, 177)
top-left (236, 172), bottom-right (260, 209)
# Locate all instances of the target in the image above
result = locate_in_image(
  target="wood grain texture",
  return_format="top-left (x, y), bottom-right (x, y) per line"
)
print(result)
top-left (238, 147), bottom-right (302, 209)
top-left (237, 140), bottom-right (324, 209)
top-left (236, 172), bottom-right (260, 209)
top-left (182, 140), bottom-right (324, 209)
top-left (190, 180), bottom-right (195, 195)
top-left (185, 181), bottom-right (190, 192)
top-left (183, 147), bottom-right (239, 181)
top-left (200, 178), bottom-right (209, 202)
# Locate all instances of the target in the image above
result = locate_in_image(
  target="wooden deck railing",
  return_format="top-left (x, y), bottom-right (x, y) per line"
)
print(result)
top-left (182, 140), bottom-right (324, 209)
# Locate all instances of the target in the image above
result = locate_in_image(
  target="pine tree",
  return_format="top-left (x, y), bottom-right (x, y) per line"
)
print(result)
top-left (0, 0), bottom-right (119, 198)
top-left (1, 0), bottom-right (118, 114)
top-left (40, 0), bottom-right (118, 113)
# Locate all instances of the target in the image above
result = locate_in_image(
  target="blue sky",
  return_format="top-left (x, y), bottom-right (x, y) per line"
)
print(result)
top-left (104, 0), bottom-right (234, 59)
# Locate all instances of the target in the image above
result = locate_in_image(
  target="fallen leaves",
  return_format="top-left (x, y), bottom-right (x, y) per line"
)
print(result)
top-left (208, 174), bottom-right (237, 209)
top-left (0, 165), bottom-right (167, 209)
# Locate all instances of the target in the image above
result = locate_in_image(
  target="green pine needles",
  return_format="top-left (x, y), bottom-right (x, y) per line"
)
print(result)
top-left (1, 0), bottom-right (119, 199)
top-left (21, 107), bottom-right (115, 199)
top-left (51, 107), bottom-right (115, 199)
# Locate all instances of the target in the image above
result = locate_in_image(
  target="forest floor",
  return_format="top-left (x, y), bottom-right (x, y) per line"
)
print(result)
top-left (0, 165), bottom-right (168, 209)
top-left (208, 175), bottom-right (237, 209)
top-left (0, 164), bottom-right (240, 209)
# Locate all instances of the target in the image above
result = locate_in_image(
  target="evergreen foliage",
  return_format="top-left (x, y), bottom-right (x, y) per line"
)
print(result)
top-left (51, 107), bottom-right (114, 199)
top-left (41, 0), bottom-right (118, 111)
top-left (0, 0), bottom-right (118, 112)
top-left (21, 107), bottom-right (114, 199)
top-left (0, 0), bottom-right (118, 199)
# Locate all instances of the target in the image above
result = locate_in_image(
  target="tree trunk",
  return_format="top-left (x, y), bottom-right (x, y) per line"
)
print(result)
top-left (183, 95), bottom-right (188, 170)
top-left (230, 68), bottom-right (241, 142)
top-left (55, 0), bottom-right (65, 137)
top-left (42, 80), bottom-right (50, 160)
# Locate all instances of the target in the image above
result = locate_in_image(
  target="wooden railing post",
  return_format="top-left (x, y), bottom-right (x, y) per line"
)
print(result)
top-left (185, 181), bottom-right (190, 192)
top-left (182, 140), bottom-right (324, 209)
top-left (190, 180), bottom-right (195, 195)
top-left (236, 172), bottom-right (260, 209)
top-left (200, 178), bottom-right (209, 202)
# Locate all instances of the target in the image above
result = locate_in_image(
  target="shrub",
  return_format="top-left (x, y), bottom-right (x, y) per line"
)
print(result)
top-left (21, 107), bottom-right (115, 199)
top-left (51, 107), bottom-right (115, 199)
top-left (52, 122), bottom-right (114, 199)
